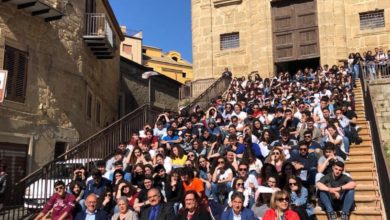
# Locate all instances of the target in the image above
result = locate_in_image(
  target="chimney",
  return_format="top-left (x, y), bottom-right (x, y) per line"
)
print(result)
top-left (120, 26), bottom-right (127, 34)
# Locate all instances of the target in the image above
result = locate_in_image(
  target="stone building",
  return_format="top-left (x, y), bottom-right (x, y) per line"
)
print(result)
top-left (191, 0), bottom-right (390, 93)
top-left (120, 57), bottom-right (182, 115)
top-left (120, 27), bottom-right (143, 65)
top-left (119, 28), bottom-right (193, 85)
top-left (142, 46), bottom-right (193, 84)
top-left (0, 0), bottom-right (124, 181)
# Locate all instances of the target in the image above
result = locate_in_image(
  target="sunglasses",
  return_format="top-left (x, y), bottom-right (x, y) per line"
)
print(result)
top-left (188, 154), bottom-right (195, 157)
top-left (299, 148), bottom-right (308, 151)
top-left (236, 183), bottom-right (244, 186)
top-left (277, 197), bottom-right (289, 202)
top-left (289, 182), bottom-right (297, 186)
top-left (238, 168), bottom-right (247, 171)
top-left (304, 135), bottom-right (311, 138)
top-left (272, 152), bottom-right (280, 155)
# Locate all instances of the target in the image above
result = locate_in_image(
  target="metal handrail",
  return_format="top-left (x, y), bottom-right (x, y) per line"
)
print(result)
top-left (17, 104), bottom-right (150, 184)
top-left (183, 75), bottom-right (232, 112)
top-left (1, 104), bottom-right (162, 216)
top-left (361, 61), bottom-right (390, 81)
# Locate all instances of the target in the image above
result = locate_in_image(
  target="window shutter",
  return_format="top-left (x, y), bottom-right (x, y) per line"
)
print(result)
top-left (4, 45), bottom-right (28, 103)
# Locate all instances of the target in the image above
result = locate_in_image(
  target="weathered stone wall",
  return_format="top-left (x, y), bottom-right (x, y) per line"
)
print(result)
top-left (191, 0), bottom-right (274, 82)
top-left (369, 79), bottom-right (390, 149)
top-left (318, 0), bottom-right (390, 66)
top-left (192, 0), bottom-right (390, 85)
top-left (0, 1), bottom-right (121, 171)
top-left (121, 58), bottom-right (180, 113)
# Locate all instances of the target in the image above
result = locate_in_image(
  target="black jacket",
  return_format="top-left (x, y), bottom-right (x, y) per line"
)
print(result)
top-left (139, 203), bottom-right (174, 220)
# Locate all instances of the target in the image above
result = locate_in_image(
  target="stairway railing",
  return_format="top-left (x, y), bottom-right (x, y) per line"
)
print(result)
top-left (183, 74), bottom-right (232, 113)
top-left (1, 104), bottom-right (162, 219)
top-left (359, 70), bottom-right (390, 218)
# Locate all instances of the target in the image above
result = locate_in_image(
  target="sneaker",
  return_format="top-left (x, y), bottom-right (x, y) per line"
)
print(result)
top-left (346, 156), bottom-right (350, 161)
top-left (327, 211), bottom-right (337, 220)
top-left (355, 125), bottom-right (361, 131)
top-left (340, 211), bottom-right (349, 220)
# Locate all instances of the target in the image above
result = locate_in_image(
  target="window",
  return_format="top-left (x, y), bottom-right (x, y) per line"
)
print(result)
top-left (95, 99), bottom-right (101, 126)
top-left (172, 56), bottom-right (178, 61)
top-left (3, 45), bottom-right (28, 103)
top-left (182, 72), bottom-right (186, 78)
top-left (220, 32), bottom-right (240, 50)
top-left (122, 44), bottom-right (132, 55)
top-left (86, 89), bottom-right (93, 121)
top-left (360, 10), bottom-right (385, 30)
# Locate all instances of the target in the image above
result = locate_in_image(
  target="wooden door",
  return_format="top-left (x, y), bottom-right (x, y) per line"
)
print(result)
top-left (271, 0), bottom-right (319, 63)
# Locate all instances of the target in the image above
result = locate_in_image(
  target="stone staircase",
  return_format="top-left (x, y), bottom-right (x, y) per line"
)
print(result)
top-left (315, 80), bottom-right (386, 220)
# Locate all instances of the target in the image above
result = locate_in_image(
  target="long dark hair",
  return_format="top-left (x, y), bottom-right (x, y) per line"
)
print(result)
top-left (284, 175), bottom-right (303, 197)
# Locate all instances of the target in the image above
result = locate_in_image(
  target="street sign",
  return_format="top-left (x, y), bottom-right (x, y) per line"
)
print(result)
top-left (0, 70), bottom-right (8, 103)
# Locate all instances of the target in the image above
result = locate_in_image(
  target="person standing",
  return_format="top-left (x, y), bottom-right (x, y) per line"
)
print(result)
top-left (0, 163), bottom-right (7, 210)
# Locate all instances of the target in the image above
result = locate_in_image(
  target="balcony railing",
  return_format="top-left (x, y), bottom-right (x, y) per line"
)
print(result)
top-left (362, 61), bottom-right (390, 81)
top-left (85, 13), bottom-right (114, 48)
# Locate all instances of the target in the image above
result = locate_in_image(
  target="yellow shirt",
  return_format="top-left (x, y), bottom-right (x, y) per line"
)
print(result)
top-left (171, 155), bottom-right (187, 167)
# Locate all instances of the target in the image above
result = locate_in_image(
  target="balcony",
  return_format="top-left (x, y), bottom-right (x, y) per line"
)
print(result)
top-left (83, 13), bottom-right (115, 59)
top-left (1, 0), bottom-right (63, 22)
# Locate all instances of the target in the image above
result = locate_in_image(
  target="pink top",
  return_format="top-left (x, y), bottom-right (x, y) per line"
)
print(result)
top-left (42, 193), bottom-right (76, 220)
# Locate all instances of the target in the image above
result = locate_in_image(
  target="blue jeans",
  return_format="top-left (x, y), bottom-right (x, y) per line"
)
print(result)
top-left (319, 189), bottom-right (355, 214)
top-left (367, 63), bottom-right (376, 80)
top-left (211, 182), bottom-right (231, 203)
top-left (352, 64), bottom-right (360, 86)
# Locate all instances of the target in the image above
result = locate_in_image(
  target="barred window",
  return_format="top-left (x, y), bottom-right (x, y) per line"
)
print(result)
top-left (359, 10), bottom-right (385, 30)
top-left (220, 32), bottom-right (240, 50)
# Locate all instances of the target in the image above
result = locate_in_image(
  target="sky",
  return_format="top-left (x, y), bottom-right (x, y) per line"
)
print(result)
top-left (109, 0), bottom-right (193, 62)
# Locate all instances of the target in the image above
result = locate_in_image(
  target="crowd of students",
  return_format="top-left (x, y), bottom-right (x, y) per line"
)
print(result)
top-left (349, 47), bottom-right (390, 80)
top-left (35, 64), bottom-right (362, 220)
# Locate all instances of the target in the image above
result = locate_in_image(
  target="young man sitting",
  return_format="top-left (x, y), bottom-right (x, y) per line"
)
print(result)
top-left (316, 161), bottom-right (356, 220)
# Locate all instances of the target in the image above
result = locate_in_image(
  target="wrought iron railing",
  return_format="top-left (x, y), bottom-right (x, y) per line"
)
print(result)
top-left (361, 61), bottom-right (390, 81)
top-left (0, 104), bottom-right (161, 219)
top-left (183, 75), bottom-right (232, 113)
top-left (85, 13), bottom-right (114, 48)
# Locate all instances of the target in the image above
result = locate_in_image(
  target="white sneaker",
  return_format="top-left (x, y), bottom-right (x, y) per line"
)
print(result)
top-left (355, 126), bottom-right (361, 131)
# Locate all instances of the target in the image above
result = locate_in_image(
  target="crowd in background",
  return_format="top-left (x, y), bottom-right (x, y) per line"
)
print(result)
top-left (35, 63), bottom-right (363, 220)
top-left (349, 47), bottom-right (390, 80)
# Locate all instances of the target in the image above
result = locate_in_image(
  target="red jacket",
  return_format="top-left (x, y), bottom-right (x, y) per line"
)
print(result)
top-left (262, 208), bottom-right (300, 220)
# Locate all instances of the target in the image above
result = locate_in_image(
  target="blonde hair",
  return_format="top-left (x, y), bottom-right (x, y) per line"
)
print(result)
top-left (265, 147), bottom-right (286, 164)
top-left (270, 190), bottom-right (290, 209)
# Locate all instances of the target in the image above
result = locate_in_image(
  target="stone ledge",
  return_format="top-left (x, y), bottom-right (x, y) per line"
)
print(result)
top-left (213, 0), bottom-right (242, 8)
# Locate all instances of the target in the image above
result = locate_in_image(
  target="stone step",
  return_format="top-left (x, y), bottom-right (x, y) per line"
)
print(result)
top-left (357, 129), bottom-right (370, 135)
top-left (354, 185), bottom-right (380, 197)
top-left (354, 195), bottom-right (381, 208)
top-left (348, 153), bottom-right (373, 161)
top-left (350, 142), bottom-right (372, 148)
top-left (349, 149), bottom-right (373, 156)
top-left (345, 158), bottom-right (373, 164)
top-left (315, 207), bottom-right (382, 220)
top-left (348, 176), bottom-right (378, 185)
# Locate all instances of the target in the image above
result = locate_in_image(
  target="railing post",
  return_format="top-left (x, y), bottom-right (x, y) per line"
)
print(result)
top-left (119, 120), bottom-right (123, 143)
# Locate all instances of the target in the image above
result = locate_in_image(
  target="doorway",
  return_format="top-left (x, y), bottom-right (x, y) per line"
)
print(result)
top-left (275, 57), bottom-right (320, 74)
